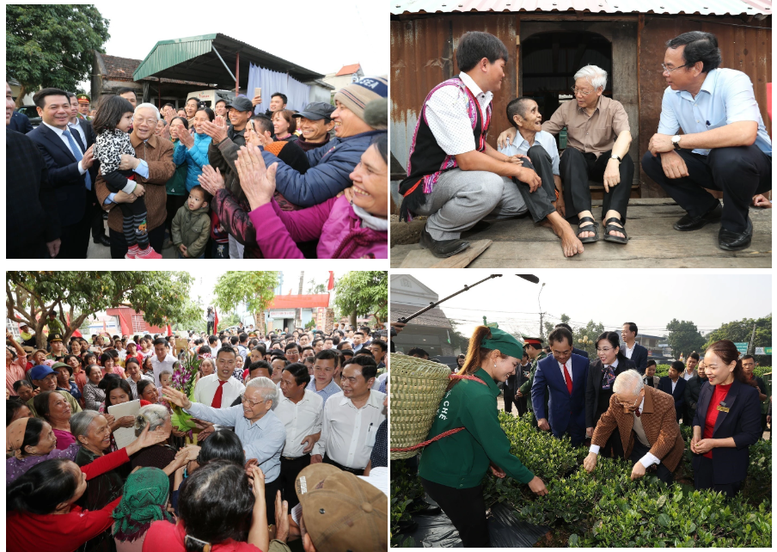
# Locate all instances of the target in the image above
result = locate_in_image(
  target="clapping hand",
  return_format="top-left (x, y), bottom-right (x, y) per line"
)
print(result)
top-left (178, 128), bottom-right (195, 149)
top-left (198, 165), bottom-right (225, 195)
top-left (235, 145), bottom-right (278, 210)
top-left (200, 118), bottom-right (228, 145)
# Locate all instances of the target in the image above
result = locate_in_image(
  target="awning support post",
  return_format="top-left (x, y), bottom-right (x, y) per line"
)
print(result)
top-left (236, 50), bottom-right (240, 96)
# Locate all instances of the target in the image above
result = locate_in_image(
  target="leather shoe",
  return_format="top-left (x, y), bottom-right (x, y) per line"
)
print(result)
top-left (719, 217), bottom-right (753, 251)
top-left (419, 227), bottom-right (469, 258)
top-left (93, 234), bottom-right (111, 247)
top-left (673, 203), bottom-right (722, 231)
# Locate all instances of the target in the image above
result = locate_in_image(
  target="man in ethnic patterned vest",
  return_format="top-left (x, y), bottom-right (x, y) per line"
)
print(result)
top-left (399, 31), bottom-right (584, 258)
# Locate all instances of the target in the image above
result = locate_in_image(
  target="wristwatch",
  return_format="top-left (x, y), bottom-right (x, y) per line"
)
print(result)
top-left (672, 135), bottom-right (682, 150)
top-left (610, 154), bottom-right (621, 163)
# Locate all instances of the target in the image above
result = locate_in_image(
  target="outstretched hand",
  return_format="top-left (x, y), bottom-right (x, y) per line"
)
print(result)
top-left (161, 386), bottom-right (190, 409)
top-left (200, 118), bottom-right (228, 144)
top-left (235, 145), bottom-right (278, 210)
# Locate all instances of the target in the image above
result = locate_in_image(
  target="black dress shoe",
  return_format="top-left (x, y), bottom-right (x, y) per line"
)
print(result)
top-left (673, 203), bottom-right (722, 231)
top-left (419, 228), bottom-right (470, 258)
top-left (719, 217), bottom-right (753, 251)
top-left (93, 234), bottom-right (111, 247)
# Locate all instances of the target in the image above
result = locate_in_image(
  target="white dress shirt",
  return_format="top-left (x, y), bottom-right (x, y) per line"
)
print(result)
top-left (150, 354), bottom-right (179, 386)
top-left (273, 388), bottom-right (323, 457)
top-left (194, 373), bottom-right (245, 408)
top-left (623, 343), bottom-right (635, 359)
top-left (312, 389), bottom-right (386, 470)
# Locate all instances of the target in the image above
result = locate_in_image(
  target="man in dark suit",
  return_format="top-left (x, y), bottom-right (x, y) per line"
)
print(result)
top-left (66, 92), bottom-right (109, 247)
top-left (658, 361), bottom-right (687, 422)
top-left (621, 322), bottom-right (648, 374)
top-left (584, 369), bottom-right (684, 484)
top-left (532, 327), bottom-right (589, 446)
top-left (555, 323), bottom-right (589, 358)
top-left (27, 87), bottom-right (96, 258)
top-left (8, 107), bottom-right (33, 133)
top-left (6, 82), bottom-right (61, 257)
top-left (683, 360), bottom-right (707, 427)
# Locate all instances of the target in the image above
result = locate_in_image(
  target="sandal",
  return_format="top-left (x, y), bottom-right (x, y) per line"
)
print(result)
top-left (603, 216), bottom-right (628, 244)
top-left (576, 216), bottom-right (599, 243)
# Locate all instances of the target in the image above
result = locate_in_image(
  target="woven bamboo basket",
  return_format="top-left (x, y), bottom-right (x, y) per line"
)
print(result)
top-left (390, 353), bottom-right (452, 460)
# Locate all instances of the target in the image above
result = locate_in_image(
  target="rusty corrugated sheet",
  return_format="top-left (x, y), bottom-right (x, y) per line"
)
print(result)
top-left (638, 14), bottom-right (771, 196)
top-left (391, 0), bottom-right (771, 15)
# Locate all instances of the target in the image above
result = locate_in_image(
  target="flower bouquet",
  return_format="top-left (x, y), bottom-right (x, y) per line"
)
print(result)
top-left (169, 354), bottom-right (200, 439)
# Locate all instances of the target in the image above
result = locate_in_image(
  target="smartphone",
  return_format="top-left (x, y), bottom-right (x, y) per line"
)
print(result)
top-left (254, 87), bottom-right (261, 98)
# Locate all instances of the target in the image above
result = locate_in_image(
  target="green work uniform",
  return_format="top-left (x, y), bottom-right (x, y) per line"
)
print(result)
top-left (418, 368), bottom-right (534, 488)
top-left (518, 351), bottom-right (547, 413)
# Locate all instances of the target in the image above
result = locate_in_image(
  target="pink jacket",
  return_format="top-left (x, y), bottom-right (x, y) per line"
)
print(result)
top-left (247, 195), bottom-right (387, 259)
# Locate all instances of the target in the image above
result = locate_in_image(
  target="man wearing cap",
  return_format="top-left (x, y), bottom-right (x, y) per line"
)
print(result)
top-left (47, 333), bottom-right (67, 360)
top-left (516, 337), bottom-right (546, 418)
top-left (292, 102), bottom-right (335, 153)
top-left (17, 323), bottom-right (36, 347)
top-left (52, 361), bottom-right (81, 402)
top-left (76, 94), bottom-right (91, 120)
top-left (27, 364), bottom-right (83, 417)
top-left (311, 358), bottom-right (385, 475)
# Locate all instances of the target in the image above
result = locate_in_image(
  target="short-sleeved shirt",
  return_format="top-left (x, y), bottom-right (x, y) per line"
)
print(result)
top-left (657, 68), bottom-right (772, 156)
top-left (542, 95), bottom-right (630, 158)
top-left (498, 130), bottom-right (561, 175)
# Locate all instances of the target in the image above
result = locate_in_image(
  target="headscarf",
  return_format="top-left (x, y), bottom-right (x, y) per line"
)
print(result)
top-left (112, 467), bottom-right (174, 541)
top-left (6, 417), bottom-right (32, 460)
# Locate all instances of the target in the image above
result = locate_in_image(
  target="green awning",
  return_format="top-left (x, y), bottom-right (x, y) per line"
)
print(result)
top-left (133, 33), bottom-right (323, 88)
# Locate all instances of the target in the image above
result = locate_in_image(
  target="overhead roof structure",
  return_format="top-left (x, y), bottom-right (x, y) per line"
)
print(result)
top-left (390, 0), bottom-right (771, 15)
top-left (133, 33), bottom-right (324, 89)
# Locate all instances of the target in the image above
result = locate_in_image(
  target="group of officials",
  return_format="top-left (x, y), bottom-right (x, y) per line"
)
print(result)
top-left (399, 30), bottom-right (771, 259)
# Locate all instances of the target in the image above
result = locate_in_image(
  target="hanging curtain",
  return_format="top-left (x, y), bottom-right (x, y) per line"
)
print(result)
top-left (247, 63), bottom-right (311, 115)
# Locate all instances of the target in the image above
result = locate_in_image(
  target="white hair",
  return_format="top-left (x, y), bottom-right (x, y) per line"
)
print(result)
top-left (134, 403), bottom-right (170, 436)
top-left (246, 376), bottom-right (278, 409)
top-left (70, 410), bottom-right (102, 439)
top-left (574, 65), bottom-right (608, 91)
top-left (134, 102), bottom-right (160, 120)
top-left (612, 369), bottom-right (644, 396)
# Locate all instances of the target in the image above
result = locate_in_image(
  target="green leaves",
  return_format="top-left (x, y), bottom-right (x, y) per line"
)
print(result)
top-left (333, 271), bottom-right (388, 324)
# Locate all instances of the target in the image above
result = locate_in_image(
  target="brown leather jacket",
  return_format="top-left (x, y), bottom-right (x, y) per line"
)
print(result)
top-left (95, 132), bottom-right (175, 233)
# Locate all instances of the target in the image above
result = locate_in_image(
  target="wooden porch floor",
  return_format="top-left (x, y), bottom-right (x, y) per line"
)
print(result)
top-left (390, 199), bottom-right (772, 268)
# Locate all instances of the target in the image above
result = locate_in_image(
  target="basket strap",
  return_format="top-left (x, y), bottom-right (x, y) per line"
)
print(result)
top-left (389, 374), bottom-right (487, 453)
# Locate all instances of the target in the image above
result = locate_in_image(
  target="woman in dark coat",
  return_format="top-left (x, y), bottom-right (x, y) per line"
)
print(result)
top-left (585, 331), bottom-right (635, 456)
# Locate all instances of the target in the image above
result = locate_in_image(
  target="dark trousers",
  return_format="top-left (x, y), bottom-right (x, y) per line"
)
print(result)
top-left (206, 321), bottom-right (214, 334)
top-left (512, 145), bottom-right (557, 223)
top-left (323, 454), bottom-right (364, 476)
top-left (515, 395), bottom-right (528, 416)
top-left (88, 188), bottom-right (106, 240)
top-left (504, 391), bottom-right (514, 414)
top-left (421, 478), bottom-right (489, 547)
top-left (109, 224), bottom-right (164, 258)
top-left (280, 454), bottom-right (311, 508)
top-left (641, 145), bottom-right (771, 233)
top-left (263, 476), bottom-right (282, 524)
top-left (560, 147), bottom-right (633, 222)
top-left (59, 217), bottom-right (90, 258)
top-left (693, 455), bottom-right (742, 499)
top-left (630, 439), bottom-right (674, 484)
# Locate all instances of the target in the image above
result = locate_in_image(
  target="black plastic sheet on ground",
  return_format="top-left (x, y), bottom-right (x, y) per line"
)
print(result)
top-left (404, 495), bottom-right (548, 548)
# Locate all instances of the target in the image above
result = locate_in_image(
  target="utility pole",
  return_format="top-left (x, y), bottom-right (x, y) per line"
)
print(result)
top-left (748, 322), bottom-right (757, 354)
top-left (538, 283), bottom-right (546, 339)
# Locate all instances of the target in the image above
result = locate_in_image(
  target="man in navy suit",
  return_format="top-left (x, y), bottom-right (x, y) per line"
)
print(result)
top-left (8, 107), bottom-right (33, 133)
top-left (621, 322), bottom-right (648, 374)
top-left (27, 88), bottom-right (97, 258)
top-left (658, 361), bottom-right (687, 422)
top-left (555, 323), bottom-right (589, 358)
top-left (532, 327), bottom-right (589, 446)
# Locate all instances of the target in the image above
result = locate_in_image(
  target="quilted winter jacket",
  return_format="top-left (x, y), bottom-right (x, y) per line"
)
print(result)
top-left (171, 202), bottom-right (211, 258)
top-left (173, 133), bottom-right (212, 192)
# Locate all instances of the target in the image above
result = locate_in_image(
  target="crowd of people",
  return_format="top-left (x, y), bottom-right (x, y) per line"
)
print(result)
top-left (6, 319), bottom-right (388, 552)
top-left (398, 322), bottom-right (769, 547)
top-left (399, 30), bottom-right (771, 259)
top-left (7, 76), bottom-right (388, 259)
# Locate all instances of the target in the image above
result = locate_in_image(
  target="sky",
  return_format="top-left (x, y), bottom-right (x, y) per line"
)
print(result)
top-left (396, 271), bottom-right (772, 339)
top-left (89, 1), bottom-right (388, 82)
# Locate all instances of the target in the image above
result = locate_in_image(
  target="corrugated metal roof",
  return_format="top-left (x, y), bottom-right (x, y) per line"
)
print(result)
top-left (133, 33), bottom-right (323, 86)
top-left (391, 0), bottom-right (771, 15)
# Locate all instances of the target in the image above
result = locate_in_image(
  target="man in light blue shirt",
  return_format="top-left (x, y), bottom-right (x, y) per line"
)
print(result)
top-left (642, 31), bottom-right (771, 251)
top-left (162, 376), bottom-right (286, 520)
top-left (498, 97), bottom-right (583, 257)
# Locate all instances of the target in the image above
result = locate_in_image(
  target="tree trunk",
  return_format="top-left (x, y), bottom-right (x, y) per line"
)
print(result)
top-left (349, 309), bottom-right (357, 328)
top-left (15, 85), bottom-right (28, 108)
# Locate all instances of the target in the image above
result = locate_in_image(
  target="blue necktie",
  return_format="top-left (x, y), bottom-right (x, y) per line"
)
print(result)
top-left (62, 129), bottom-right (92, 190)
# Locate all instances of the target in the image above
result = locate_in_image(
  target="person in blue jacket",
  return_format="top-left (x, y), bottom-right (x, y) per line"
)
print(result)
top-left (173, 107), bottom-right (213, 192)
top-left (691, 340), bottom-right (761, 499)
top-left (260, 76), bottom-right (387, 207)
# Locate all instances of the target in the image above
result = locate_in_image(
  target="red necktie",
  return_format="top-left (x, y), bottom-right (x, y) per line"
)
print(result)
top-left (635, 408), bottom-right (641, 418)
top-left (563, 363), bottom-right (573, 394)
top-left (211, 380), bottom-right (226, 408)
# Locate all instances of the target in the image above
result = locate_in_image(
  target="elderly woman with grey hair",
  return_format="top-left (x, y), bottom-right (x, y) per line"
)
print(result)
top-left (162, 376), bottom-right (287, 521)
top-left (128, 404), bottom-right (179, 478)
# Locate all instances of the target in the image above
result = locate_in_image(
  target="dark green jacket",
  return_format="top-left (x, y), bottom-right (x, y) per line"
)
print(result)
top-left (418, 368), bottom-right (534, 489)
top-left (171, 202), bottom-right (211, 258)
top-left (519, 351), bottom-right (547, 409)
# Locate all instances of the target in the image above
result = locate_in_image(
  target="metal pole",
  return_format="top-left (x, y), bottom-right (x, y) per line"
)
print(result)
top-left (749, 322), bottom-right (757, 354)
top-left (397, 275), bottom-right (503, 324)
top-left (235, 50), bottom-right (240, 97)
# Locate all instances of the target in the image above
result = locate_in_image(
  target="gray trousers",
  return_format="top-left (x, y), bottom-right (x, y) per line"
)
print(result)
top-left (415, 169), bottom-right (527, 240)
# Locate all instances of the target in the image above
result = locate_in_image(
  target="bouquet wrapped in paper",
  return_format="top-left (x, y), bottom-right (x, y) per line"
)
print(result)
top-left (169, 354), bottom-right (200, 436)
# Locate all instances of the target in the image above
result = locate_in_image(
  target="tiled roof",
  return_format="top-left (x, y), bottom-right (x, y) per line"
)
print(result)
top-left (391, 303), bottom-right (452, 329)
top-left (336, 63), bottom-right (362, 76)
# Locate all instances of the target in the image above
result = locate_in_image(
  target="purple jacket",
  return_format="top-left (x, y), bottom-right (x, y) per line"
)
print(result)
top-left (247, 195), bottom-right (387, 259)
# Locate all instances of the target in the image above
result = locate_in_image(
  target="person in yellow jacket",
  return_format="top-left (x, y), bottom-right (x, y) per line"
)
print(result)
top-left (418, 325), bottom-right (549, 547)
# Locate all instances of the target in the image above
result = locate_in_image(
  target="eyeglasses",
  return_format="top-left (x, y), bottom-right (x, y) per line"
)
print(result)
top-left (614, 392), bottom-right (642, 409)
top-left (571, 87), bottom-right (594, 97)
top-left (596, 347), bottom-right (614, 353)
top-left (240, 395), bottom-right (264, 408)
top-left (661, 63), bottom-right (688, 74)
top-left (133, 117), bottom-right (157, 127)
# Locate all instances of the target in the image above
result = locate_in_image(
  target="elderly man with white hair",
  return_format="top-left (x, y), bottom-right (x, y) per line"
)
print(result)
top-left (583, 369), bottom-right (684, 484)
top-left (504, 65), bottom-right (633, 245)
top-left (95, 101), bottom-right (175, 258)
top-left (162, 376), bottom-right (286, 520)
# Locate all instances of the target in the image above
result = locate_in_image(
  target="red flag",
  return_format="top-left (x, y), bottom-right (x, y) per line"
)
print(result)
top-left (327, 271), bottom-right (335, 291)
top-left (119, 315), bottom-right (130, 336)
top-left (72, 329), bottom-right (82, 338)
top-left (214, 310), bottom-right (219, 333)
top-left (166, 325), bottom-right (172, 337)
